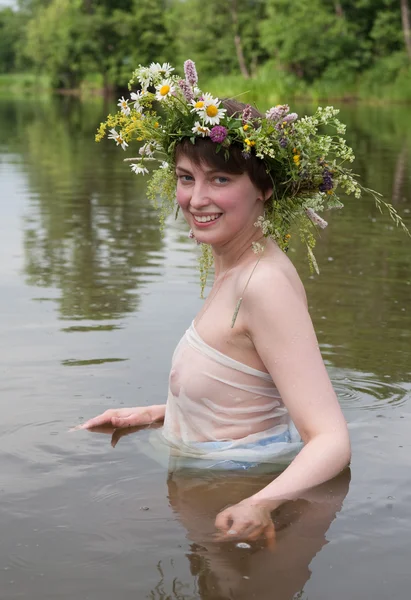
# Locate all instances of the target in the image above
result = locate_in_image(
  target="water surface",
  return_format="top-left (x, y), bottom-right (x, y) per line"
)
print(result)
top-left (0, 96), bottom-right (410, 599)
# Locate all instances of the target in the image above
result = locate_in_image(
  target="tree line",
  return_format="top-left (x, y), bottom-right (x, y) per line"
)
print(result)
top-left (1, 0), bottom-right (410, 96)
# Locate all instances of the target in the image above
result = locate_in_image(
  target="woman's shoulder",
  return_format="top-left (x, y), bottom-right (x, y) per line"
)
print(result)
top-left (238, 243), bottom-right (308, 309)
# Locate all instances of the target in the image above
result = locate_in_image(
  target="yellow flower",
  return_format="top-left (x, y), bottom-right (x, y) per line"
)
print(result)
top-left (245, 138), bottom-right (251, 146)
top-left (206, 105), bottom-right (218, 118)
top-left (243, 124), bottom-right (249, 131)
top-left (137, 136), bottom-right (143, 141)
top-left (154, 122), bottom-right (159, 128)
top-left (285, 234), bottom-right (291, 240)
top-left (159, 84), bottom-right (170, 96)
top-left (195, 101), bottom-right (204, 109)
top-left (293, 155), bottom-right (300, 164)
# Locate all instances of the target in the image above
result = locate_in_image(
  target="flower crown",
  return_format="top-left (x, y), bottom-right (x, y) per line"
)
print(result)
top-left (96, 59), bottom-right (409, 289)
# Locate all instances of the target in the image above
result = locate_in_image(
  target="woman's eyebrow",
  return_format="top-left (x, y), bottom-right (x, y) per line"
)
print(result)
top-left (176, 166), bottom-right (227, 175)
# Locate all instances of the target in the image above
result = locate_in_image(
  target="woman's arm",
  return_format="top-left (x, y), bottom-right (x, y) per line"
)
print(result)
top-left (215, 264), bottom-right (350, 541)
top-left (76, 404), bottom-right (166, 430)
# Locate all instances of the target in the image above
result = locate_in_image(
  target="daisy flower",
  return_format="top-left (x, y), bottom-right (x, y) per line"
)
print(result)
top-left (190, 99), bottom-right (205, 112)
top-left (159, 161), bottom-right (169, 169)
top-left (139, 142), bottom-right (154, 156)
top-left (149, 62), bottom-right (174, 78)
top-left (117, 96), bottom-right (130, 116)
top-left (155, 79), bottom-right (175, 101)
top-left (108, 128), bottom-right (128, 151)
top-left (193, 92), bottom-right (226, 126)
top-left (192, 122), bottom-right (210, 137)
top-left (131, 163), bottom-right (149, 175)
top-left (130, 90), bottom-right (145, 111)
top-left (136, 66), bottom-right (151, 90)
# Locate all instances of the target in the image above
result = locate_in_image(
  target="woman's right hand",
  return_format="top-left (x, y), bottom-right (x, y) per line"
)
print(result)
top-left (74, 405), bottom-right (165, 431)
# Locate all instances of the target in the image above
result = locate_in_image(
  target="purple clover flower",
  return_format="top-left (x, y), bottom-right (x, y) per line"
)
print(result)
top-left (265, 104), bottom-right (290, 122)
top-left (279, 137), bottom-right (288, 148)
top-left (242, 104), bottom-right (252, 124)
top-left (210, 125), bottom-right (228, 144)
top-left (184, 60), bottom-right (198, 86)
top-left (178, 79), bottom-right (193, 102)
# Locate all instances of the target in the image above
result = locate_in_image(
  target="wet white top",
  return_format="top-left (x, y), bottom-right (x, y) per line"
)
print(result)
top-left (160, 322), bottom-right (302, 465)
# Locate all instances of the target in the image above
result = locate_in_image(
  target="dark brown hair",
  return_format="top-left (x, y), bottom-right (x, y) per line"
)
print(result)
top-left (174, 99), bottom-right (273, 197)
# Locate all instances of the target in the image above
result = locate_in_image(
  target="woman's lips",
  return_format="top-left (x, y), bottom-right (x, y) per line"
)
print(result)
top-left (192, 214), bottom-right (222, 228)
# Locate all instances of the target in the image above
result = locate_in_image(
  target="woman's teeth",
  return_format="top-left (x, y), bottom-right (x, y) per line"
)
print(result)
top-left (194, 214), bottom-right (222, 223)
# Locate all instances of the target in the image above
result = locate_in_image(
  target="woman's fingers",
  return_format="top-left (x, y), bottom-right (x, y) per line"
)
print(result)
top-left (72, 410), bottom-right (117, 430)
top-left (73, 409), bottom-right (132, 430)
top-left (264, 522), bottom-right (276, 551)
top-left (71, 407), bottom-right (152, 431)
top-left (214, 508), bottom-right (233, 533)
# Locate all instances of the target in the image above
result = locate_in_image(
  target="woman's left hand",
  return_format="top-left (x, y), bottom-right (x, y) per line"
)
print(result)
top-left (214, 499), bottom-right (276, 549)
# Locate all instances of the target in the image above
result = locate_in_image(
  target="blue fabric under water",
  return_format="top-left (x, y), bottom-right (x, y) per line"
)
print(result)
top-left (188, 430), bottom-right (292, 471)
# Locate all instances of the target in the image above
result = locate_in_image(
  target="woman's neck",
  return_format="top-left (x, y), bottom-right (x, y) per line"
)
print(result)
top-left (211, 230), bottom-right (266, 277)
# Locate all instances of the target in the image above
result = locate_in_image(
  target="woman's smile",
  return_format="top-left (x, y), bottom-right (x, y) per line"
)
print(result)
top-left (192, 212), bottom-right (223, 226)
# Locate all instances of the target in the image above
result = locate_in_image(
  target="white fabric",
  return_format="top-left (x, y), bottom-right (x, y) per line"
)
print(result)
top-left (159, 322), bottom-right (303, 466)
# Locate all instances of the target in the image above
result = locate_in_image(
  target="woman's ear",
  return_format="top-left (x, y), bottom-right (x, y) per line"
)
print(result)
top-left (264, 187), bottom-right (273, 203)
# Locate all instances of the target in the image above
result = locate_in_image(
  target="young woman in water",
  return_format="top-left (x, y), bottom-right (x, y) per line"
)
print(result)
top-left (79, 60), bottom-right (404, 544)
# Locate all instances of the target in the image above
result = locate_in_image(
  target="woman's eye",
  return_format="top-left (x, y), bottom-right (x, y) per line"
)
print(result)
top-left (178, 175), bottom-right (193, 182)
top-left (214, 176), bottom-right (229, 184)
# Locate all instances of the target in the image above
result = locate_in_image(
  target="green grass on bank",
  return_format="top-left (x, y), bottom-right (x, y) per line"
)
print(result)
top-left (0, 72), bottom-right (51, 95)
top-left (205, 55), bottom-right (411, 106)
top-left (1, 57), bottom-right (411, 104)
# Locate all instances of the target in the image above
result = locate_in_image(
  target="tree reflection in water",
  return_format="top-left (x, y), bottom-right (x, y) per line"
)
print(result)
top-left (1, 95), bottom-right (163, 322)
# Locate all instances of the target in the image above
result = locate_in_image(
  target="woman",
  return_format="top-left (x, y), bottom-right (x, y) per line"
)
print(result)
top-left (79, 60), bottom-right (402, 544)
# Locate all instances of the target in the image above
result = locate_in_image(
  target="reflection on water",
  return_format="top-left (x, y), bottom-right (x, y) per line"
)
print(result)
top-left (0, 95), bottom-right (410, 599)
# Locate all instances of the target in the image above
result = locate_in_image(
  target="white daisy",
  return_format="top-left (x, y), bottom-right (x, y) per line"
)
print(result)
top-left (131, 163), bottom-right (149, 175)
top-left (139, 142), bottom-right (154, 156)
top-left (149, 62), bottom-right (174, 78)
top-left (117, 96), bottom-right (130, 116)
top-left (199, 93), bottom-right (227, 125)
top-left (108, 128), bottom-right (128, 151)
top-left (201, 92), bottom-right (220, 107)
top-left (136, 66), bottom-right (151, 90)
top-left (159, 161), bottom-right (169, 169)
top-left (190, 98), bottom-right (206, 111)
top-left (191, 122), bottom-right (210, 137)
top-left (191, 93), bottom-right (226, 126)
top-left (155, 79), bottom-right (175, 101)
top-left (130, 90), bottom-right (145, 111)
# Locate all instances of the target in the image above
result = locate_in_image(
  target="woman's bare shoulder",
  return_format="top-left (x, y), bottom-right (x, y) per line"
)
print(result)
top-left (242, 244), bottom-right (308, 308)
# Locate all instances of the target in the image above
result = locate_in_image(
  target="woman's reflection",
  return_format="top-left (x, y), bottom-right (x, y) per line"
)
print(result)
top-left (93, 426), bottom-right (350, 600)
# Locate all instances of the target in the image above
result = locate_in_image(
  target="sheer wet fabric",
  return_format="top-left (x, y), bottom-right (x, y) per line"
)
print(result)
top-left (159, 322), bottom-right (302, 470)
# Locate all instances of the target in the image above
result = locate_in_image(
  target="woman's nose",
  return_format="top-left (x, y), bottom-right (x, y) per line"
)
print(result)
top-left (189, 183), bottom-right (210, 209)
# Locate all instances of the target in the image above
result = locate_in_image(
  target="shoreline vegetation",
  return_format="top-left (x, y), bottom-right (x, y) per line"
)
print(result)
top-left (1, 66), bottom-right (410, 106)
top-left (1, 1), bottom-right (411, 105)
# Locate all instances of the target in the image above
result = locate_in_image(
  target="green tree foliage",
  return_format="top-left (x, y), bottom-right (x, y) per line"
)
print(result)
top-left (260, 0), bottom-right (367, 82)
top-left (2, 0), bottom-right (411, 95)
top-left (169, 0), bottom-right (266, 78)
top-left (0, 8), bottom-right (25, 73)
top-left (23, 0), bottom-right (84, 88)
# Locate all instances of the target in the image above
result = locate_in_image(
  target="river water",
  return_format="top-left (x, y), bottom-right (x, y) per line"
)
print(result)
top-left (0, 95), bottom-right (410, 600)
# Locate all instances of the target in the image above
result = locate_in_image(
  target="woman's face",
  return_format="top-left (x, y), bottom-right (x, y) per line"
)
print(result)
top-left (175, 156), bottom-right (269, 246)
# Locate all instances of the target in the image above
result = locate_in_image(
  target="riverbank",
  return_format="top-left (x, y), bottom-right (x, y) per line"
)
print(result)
top-left (1, 61), bottom-right (411, 104)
